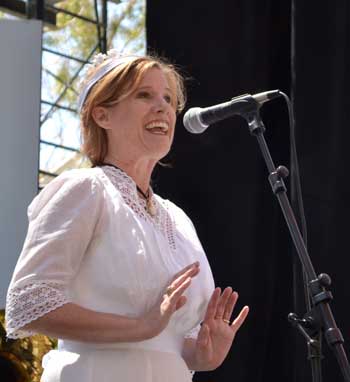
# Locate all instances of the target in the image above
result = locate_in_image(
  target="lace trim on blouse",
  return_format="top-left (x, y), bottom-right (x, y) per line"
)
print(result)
top-left (6, 281), bottom-right (69, 339)
top-left (184, 325), bottom-right (201, 377)
top-left (6, 167), bottom-right (183, 339)
top-left (101, 165), bottom-right (177, 251)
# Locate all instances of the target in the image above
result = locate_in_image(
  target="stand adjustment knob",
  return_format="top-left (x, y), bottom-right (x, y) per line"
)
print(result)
top-left (268, 166), bottom-right (288, 194)
top-left (318, 273), bottom-right (332, 287)
top-left (276, 165), bottom-right (289, 179)
top-left (288, 312), bottom-right (299, 324)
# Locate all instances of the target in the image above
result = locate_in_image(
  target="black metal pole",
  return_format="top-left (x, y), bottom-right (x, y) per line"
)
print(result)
top-left (35, 0), bottom-right (44, 20)
top-left (242, 106), bottom-right (350, 382)
top-left (102, 0), bottom-right (108, 53)
top-left (45, 4), bottom-right (103, 26)
top-left (94, 0), bottom-right (103, 53)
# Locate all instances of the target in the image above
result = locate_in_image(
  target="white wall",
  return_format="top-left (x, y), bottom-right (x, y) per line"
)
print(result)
top-left (0, 20), bottom-right (42, 307)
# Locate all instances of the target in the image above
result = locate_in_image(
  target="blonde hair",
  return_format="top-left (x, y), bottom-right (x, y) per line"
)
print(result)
top-left (80, 55), bottom-right (186, 167)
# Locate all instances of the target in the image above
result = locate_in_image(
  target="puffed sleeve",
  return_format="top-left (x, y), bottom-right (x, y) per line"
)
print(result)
top-left (5, 170), bottom-right (103, 339)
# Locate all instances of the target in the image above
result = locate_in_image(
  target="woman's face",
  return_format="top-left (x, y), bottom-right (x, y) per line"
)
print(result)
top-left (99, 67), bottom-right (177, 163)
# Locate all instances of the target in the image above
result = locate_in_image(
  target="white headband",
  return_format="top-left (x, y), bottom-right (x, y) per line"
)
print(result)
top-left (78, 50), bottom-right (140, 113)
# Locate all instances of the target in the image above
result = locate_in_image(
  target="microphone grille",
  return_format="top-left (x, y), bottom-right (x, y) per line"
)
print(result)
top-left (183, 107), bottom-right (208, 134)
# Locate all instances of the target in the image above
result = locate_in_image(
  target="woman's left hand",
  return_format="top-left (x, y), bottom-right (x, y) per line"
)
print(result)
top-left (194, 287), bottom-right (249, 370)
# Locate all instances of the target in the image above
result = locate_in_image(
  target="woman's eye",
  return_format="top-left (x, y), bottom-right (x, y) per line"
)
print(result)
top-left (164, 94), bottom-right (172, 103)
top-left (137, 91), bottom-right (151, 98)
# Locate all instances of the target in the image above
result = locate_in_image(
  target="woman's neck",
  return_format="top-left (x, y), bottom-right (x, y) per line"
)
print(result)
top-left (103, 155), bottom-right (156, 194)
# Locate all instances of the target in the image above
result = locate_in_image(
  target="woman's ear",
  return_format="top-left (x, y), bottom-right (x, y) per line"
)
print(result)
top-left (91, 106), bottom-right (111, 130)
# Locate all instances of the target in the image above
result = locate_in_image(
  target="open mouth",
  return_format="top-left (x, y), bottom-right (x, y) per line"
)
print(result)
top-left (144, 121), bottom-right (169, 135)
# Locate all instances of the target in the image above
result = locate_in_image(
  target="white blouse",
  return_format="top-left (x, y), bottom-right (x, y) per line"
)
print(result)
top-left (5, 165), bottom-right (215, 359)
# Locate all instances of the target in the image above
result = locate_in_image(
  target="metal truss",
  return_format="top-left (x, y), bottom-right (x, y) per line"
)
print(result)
top-left (1, 0), bottom-right (111, 187)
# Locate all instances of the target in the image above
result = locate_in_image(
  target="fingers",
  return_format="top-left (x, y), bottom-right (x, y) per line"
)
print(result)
top-left (171, 262), bottom-right (200, 282)
top-left (168, 276), bottom-right (192, 310)
top-left (204, 287), bottom-right (249, 328)
top-left (223, 291), bottom-right (239, 321)
top-left (215, 287), bottom-right (232, 319)
top-left (203, 287), bottom-right (221, 321)
top-left (162, 262), bottom-right (200, 315)
top-left (168, 262), bottom-right (200, 294)
top-left (204, 287), bottom-right (233, 321)
top-left (231, 306), bottom-right (249, 331)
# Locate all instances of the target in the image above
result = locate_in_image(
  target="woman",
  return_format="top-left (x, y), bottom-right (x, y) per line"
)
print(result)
top-left (5, 50), bottom-right (249, 381)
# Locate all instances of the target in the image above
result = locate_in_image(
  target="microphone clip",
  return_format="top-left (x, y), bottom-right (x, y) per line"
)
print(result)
top-left (245, 110), bottom-right (266, 135)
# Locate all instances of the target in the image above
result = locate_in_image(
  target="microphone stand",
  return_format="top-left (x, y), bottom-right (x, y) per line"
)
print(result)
top-left (239, 99), bottom-right (350, 382)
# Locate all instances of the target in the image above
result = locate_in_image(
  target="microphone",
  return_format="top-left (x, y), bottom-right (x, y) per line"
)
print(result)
top-left (183, 90), bottom-right (281, 134)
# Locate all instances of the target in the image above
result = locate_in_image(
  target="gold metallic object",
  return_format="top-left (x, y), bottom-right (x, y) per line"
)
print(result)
top-left (0, 309), bottom-right (56, 382)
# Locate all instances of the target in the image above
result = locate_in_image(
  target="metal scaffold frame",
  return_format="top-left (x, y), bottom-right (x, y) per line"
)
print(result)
top-left (0, 0), bottom-right (111, 187)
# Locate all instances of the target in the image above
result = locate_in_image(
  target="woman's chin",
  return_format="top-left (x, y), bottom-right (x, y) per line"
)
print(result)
top-left (155, 148), bottom-right (171, 160)
top-left (144, 140), bottom-right (172, 160)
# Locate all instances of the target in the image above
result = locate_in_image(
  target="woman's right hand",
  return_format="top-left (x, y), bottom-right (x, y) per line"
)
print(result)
top-left (139, 261), bottom-right (200, 339)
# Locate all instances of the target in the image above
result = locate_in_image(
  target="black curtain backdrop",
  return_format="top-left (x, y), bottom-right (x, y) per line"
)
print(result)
top-left (147, 1), bottom-right (350, 381)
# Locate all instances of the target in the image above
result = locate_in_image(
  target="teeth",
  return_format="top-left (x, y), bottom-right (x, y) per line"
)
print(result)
top-left (145, 121), bottom-right (169, 132)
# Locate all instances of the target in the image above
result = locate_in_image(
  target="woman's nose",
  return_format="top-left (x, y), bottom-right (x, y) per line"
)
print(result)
top-left (152, 96), bottom-right (167, 113)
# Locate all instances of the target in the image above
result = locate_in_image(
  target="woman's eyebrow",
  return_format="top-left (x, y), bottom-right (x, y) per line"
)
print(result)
top-left (137, 85), bottom-right (172, 92)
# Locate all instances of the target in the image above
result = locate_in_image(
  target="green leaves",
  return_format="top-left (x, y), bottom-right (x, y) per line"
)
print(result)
top-left (43, 0), bottom-right (145, 110)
